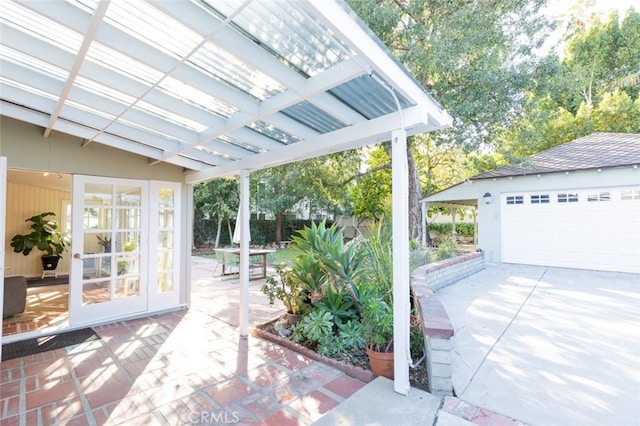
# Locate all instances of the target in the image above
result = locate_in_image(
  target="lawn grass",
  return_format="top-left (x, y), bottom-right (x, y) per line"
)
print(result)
top-left (193, 246), bottom-right (297, 265)
top-left (271, 248), bottom-right (297, 264)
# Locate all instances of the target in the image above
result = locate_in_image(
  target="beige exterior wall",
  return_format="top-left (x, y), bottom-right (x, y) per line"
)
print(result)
top-left (0, 116), bottom-right (185, 182)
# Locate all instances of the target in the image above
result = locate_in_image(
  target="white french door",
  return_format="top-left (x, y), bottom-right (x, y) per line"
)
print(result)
top-left (70, 176), bottom-right (149, 326)
top-left (148, 181), bottom-right (181, 310)
top-left (70, 176), bottom-right (182, 327)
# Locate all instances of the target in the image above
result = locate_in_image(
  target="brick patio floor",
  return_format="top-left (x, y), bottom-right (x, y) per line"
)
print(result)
top-left (1, 257), bottom-right (367, 425)
top-left (0, 309), bottom-right (366, 425)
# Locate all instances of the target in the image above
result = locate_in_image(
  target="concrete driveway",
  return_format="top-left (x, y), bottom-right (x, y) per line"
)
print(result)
top-left (436, 263), bottom-right (640, 426)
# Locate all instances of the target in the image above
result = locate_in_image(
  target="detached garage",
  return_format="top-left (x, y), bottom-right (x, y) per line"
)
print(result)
top-left (422, 133), bottom-right (640, 273)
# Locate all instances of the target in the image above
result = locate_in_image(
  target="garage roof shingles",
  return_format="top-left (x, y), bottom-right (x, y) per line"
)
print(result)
top-left (473, 133), bottom-right (640, 180)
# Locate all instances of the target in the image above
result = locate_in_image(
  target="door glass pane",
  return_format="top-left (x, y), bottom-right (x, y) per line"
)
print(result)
top-left (159, 188), bottom-right (174, 208)
top-left (116, 277), bottom-right (139, 299)
top-left (158, 230), bottom-right (173, 249)
top-left (159, 209), bottom-right (174, 228)
top-left (84, 207), bottom-right (111, 231)
top-left (83, 280), bottom-right (111, 305)
top-left (116, 186), bottom-right (141, 206)
top-left (116, 254), bottom-right (139, 275)
top-left (158, 272), bottom-right (172, 292)
top-left (116, 231), bottom-right (139, 252)
top-left (116, 207), bottom-right (141, 229)
top-left (156, 188), bottom-right (175, 294)
top-left (84, 183), bottom-right (112, 204)
top-left (158, 251), bottom-right (173, 270)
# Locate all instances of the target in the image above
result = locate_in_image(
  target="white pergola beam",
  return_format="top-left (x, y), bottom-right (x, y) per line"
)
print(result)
top-left (43, 0), bottom-right (109, 137)
top-left (186, 103), bottom-right (436, 183)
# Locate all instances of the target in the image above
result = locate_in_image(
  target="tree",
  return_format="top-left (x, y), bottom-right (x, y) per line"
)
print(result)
top-left (253, 152), bottom-right (360, 242)
top-left (499, 8), bottom-right (640, 158)
top-left (347, 0), bottom-right (552, 243)
top-left (350, 146), bottom-right (391, 221)
top-left (193, 178), bottom-right (238, 247)
top-left (560, 9), bottom-right (640, 111)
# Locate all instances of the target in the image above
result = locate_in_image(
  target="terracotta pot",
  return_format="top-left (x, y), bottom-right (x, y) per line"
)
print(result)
top-left (286, 312), bottom-right (303, 326)
top-left (366, 347), bottom-right (394, 380)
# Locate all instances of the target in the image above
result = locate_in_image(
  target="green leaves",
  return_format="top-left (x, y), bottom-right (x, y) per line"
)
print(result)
top-left (292, 310), bottom-right (334, 343)
top-left (314, 286), bottom-right (358, 328)
top-left (10, 212), bottom-right (69, 257)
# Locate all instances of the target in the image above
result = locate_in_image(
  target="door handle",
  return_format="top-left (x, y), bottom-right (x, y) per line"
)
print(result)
top-left (73, 253), bottom-right (84, 261)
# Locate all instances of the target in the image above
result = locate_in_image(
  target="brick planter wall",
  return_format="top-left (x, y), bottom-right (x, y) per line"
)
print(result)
top-left (414, 251), bottom-right (485, 292)
top-left (412, 251), bottom-right (485, 395)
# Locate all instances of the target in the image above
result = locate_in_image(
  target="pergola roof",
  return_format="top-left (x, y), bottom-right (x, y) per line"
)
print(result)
top-left (0, 0), bottom-right (452, 183)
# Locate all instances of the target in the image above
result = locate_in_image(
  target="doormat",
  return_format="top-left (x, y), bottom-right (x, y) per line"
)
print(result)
top-left (1, 328), bottom-right (100, 361)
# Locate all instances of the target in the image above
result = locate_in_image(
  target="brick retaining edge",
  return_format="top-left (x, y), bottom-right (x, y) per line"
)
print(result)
top-left (412, 251), bottom-right (485, 396)
top-left (250, 323), bottom-right (375, 383)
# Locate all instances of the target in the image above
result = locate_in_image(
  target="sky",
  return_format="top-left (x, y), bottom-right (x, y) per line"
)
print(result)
top-left (546, 0), bottom-right (637, 21)
top-left (541, 0), bottom-right (637, 56)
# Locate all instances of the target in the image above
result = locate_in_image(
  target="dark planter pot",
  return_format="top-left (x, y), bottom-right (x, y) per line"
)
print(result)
top-left (366, 347), bottom-right (394, 380)
top-left (286, 312), bottom-right (303, 326)
top-left (41, 255), bottom-right (61, 271)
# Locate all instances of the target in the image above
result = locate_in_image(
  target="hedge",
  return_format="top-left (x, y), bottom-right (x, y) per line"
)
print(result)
top-left (194, 218), bottom-right (334, 247)
top-left (427, 222), bottom-right (474, 237)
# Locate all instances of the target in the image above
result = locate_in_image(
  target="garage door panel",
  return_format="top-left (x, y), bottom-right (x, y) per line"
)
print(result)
top-left (501, 187), bottom-right (640, 273)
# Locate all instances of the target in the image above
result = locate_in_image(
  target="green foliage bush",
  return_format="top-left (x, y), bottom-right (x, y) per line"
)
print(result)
top-left (427, 222), bottom-right (474, 237)
top-left (193, 218), bottom-right (334, 247)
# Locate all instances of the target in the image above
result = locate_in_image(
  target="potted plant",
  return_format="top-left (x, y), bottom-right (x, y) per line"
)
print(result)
top-left (261, 262), bottom-right (312, 325)
top-left (10, 212), bottom-right (70, 272)
top-left (361, 293), bottom-right (394, 379)
top-left (96, 234), bottom-right (112, 253)
top-left (358, 219), bottom-right (395, 378)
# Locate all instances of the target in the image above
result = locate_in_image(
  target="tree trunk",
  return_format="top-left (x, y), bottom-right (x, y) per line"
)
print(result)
top-left (275, 212), bottom-right (283, 243)
top-left (384, 138), bottom-right (431, 246)
top-left (406, 142), bottom-right (423, 241)
top-left (214, 218), bottom-right (222, 248)
top-left (227, 217), bottom-right (233, 244)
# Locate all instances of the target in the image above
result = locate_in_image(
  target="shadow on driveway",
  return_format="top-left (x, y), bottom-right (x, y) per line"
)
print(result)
top-left (437, 263), bottom-right (640, 425)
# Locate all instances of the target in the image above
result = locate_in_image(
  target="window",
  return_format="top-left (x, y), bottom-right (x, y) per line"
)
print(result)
top-left (558, 193), bottom-right (578, 203)
top-left (506, 195), bottom-right (523, 205)
top-left (587, 192), bottom-right (610, 202)
top-left (621, 189), bottom-right (640, 200)
top-left (531, 194), bottom-right (550, 204)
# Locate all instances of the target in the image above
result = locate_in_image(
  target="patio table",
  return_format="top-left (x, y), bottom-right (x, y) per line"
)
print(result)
top-left (216, 248), bottom-right (275, 280)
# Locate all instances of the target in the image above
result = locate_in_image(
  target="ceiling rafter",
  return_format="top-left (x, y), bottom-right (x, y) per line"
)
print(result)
top-left (43, 0), bottom-right (109, 138)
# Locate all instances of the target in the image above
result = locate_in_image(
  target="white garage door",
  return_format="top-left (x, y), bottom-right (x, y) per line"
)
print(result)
top-left (501, 187), bottom-right (640, 273)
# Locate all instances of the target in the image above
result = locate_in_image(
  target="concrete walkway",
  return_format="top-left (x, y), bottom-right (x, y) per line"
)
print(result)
top-left (436, 263), bottom-right (640, 426)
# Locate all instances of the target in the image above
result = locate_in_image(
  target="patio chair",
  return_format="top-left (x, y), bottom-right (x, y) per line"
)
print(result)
top-left (249, 254), bottom-right (265, 278)
top-left (212, 251), bottom-right (225, 277)
top-left (221, 251), bottom-right (240, 280)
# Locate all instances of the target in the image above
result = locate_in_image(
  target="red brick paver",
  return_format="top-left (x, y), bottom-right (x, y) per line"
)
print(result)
top-left (1, 309), bottom-right (365, 425)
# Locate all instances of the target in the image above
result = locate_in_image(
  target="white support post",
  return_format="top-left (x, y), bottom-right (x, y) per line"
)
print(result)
top-left (0, 157), bottom-right (6, 359)
top-left (392, 129), bottom-right (410, 395)
top-left (451, 207), bottom-right (457, 241)
top-left (239, 170), bottom-right (250, 337)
